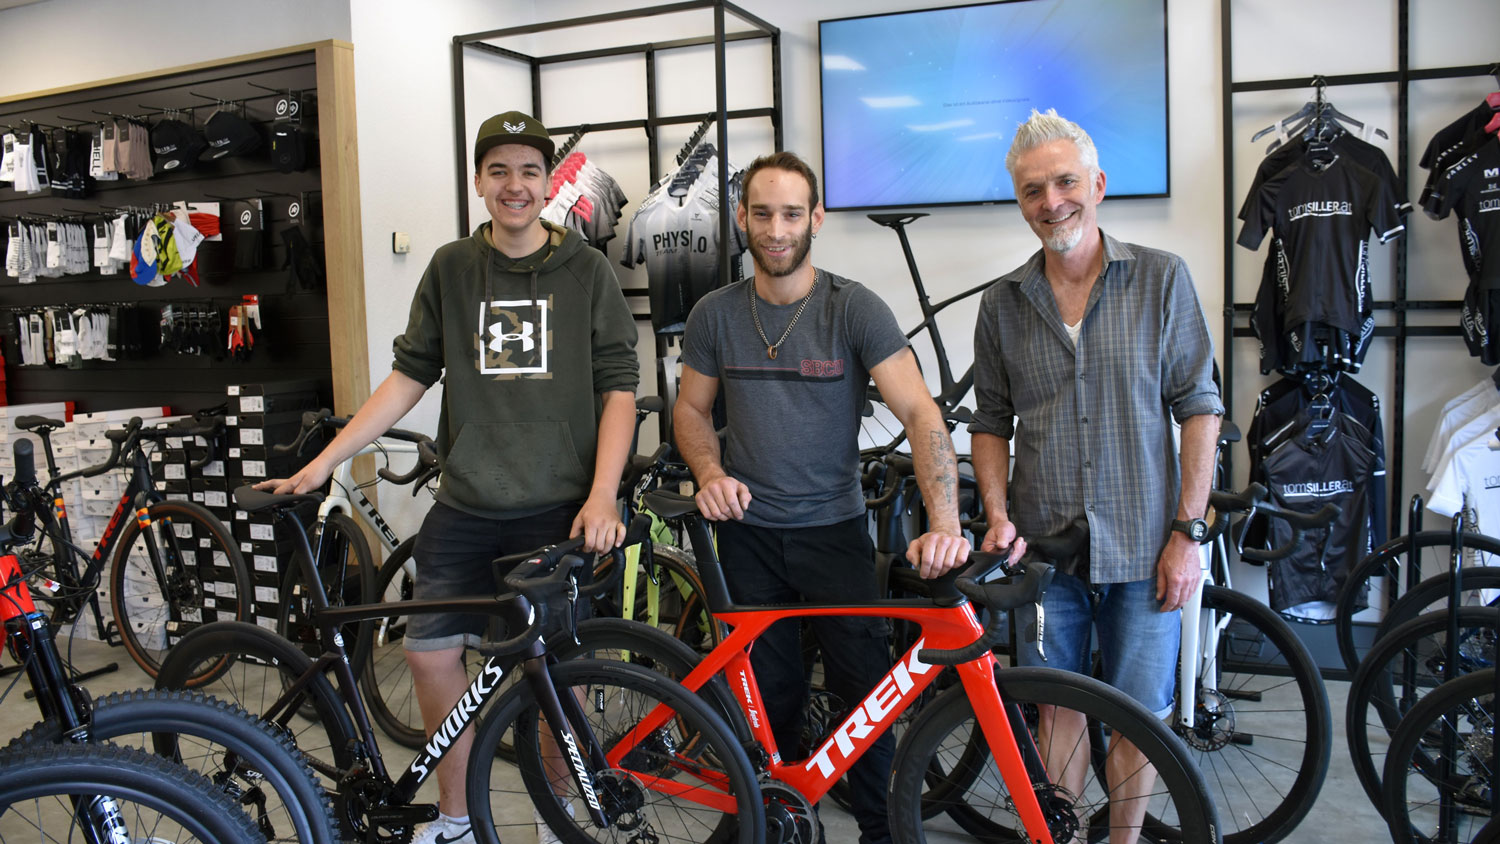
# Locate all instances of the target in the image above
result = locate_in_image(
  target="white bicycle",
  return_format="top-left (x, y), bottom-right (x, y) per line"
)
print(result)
top-left (268, 410), bottom-right (439, 729)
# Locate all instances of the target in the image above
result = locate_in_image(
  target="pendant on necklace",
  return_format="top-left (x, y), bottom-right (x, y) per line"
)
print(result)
top-left (768, 346), bottom-right (777, 360)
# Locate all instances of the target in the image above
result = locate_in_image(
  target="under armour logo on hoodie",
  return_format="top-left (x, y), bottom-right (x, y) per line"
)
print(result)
top-left (479, 299), bottom-right (548, 375)
top-left (489, 320), bottom-right (535, 353)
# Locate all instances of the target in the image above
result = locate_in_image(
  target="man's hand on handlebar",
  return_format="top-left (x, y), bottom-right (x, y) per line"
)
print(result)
top-left (256, 456), bottom-right (333, 496)
top-left (980, 516), bottom-right (1027, 566)
top-left (694, 474), bottom-right (752, 521)
top-left (571, 493), bottom-right (627, 553)
top-left (907, 529), bottom-right (972, 579)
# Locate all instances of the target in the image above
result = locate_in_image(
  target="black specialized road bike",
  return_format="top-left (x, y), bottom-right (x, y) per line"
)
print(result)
top-left (158, 485), bottom-right (765, 844)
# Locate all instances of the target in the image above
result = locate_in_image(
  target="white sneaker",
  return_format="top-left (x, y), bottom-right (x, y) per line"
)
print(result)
top-left (535, 803), bottom-right (576, 844)
top-left (411, 814), bottom-right (475, 844)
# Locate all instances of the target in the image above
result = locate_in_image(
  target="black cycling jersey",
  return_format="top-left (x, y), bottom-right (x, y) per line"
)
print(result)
top-left (1247, 374), bottom-right (1387, 547)
top-left (1259, 411), bottom-right (1377, 615)
top-left (1240, 130), bottom-right (1410, 222)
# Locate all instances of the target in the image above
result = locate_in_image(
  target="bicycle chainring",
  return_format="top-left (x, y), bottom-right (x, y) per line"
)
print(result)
top-left (1184, 688), bottom-right (1235, 752)
top-left (335, 772), bottom-right (413, 844)
top-left (761, 781), bottom-right (818, 844)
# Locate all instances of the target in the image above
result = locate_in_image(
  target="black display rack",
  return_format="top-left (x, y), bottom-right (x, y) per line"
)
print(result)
top-left (1219, 0), bottom-right (1493, 535)
top-left (449, 0), bottom-right (782, 299)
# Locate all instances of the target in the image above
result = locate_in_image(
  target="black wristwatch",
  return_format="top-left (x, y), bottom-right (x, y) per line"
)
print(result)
top-left (1171, 517), bottom-right (1210, 543)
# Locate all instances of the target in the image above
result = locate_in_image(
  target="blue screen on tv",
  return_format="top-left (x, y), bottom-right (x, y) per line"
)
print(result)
top-left (819, 0), bottom-right (1169, 210)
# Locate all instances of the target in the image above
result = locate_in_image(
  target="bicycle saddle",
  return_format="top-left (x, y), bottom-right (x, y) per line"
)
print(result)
top-left (867, 212), bottom-right (928, 228)
top-left (233, 484), bottom-right (322, 513)
top-left (14, 415), bottom-right (63, 433)
top-left (1218, 419), bottom-right (1242, 445)
top-left (641, 490), bottom-right (699, 520)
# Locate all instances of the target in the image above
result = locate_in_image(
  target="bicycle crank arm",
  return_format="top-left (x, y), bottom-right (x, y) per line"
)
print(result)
top-left (1220, 688), bottom-right (1263, 703)
top-left (365, 803), bottom-right (439, 828)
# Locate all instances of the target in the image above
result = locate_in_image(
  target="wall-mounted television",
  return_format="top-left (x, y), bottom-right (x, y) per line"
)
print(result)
top-left (818, 0), bottom-right (1169, 211)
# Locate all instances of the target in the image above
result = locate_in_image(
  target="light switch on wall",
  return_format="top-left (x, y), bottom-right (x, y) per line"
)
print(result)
top-left (392, 232), bottom-right (411, 253)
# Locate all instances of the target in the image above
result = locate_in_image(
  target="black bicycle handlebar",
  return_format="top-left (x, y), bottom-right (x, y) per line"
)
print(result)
top-left (272, 410), bottom-right (439, 491)
top-left (917, 561), bottom-right (1056, 666)
top-left (478, 515), bottom-right (652, 657)
top-left (1206, 483), bottom-right (1340, 563)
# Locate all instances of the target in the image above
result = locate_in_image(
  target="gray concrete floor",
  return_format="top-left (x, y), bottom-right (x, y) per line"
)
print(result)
top-left (0, 634), bottom-right (1392, 843)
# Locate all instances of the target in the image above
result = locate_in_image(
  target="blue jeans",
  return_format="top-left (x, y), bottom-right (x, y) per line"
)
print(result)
top-left (1015, 571), bottom-right (1180, 717)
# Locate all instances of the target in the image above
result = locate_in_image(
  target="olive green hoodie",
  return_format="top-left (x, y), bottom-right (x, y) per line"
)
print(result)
top-left (392, 221), bottom-right (639, 518)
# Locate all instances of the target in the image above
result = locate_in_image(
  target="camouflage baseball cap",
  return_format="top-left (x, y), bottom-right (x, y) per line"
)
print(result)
top-left (473, 110), bottom-right (554, 170)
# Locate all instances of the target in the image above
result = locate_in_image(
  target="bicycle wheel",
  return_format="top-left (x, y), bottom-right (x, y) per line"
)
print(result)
top-left (278, 512), bottom-right (377, 684)
top-left (156, 619), bottom-right (357, 790)
top-left (890, 666), bottom-right (1220, 844)
top-left (1336, 531), bottom-right (1500, 675)
top-left (6, 688), bottom-right (337, 844)
top-left (108, 499), bottom-right (251, 682)
top-left (592, 543), bottom-right (722, 653)
top-left (1172, 584), bottom-right (1330, 844)
top-left (1348, 607), bottom-right (1499, 813)
top-left (1382, 669), bottom-right (1496, 844)
top-left (1381, 570), bottom-right (1500, 642)
top-left (0, 742), bottom-right (263, 844)
top-left (469, 658), bottom-right (764, 844)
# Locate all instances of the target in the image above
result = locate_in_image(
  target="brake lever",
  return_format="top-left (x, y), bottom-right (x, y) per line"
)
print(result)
top-left (567, 577), bottom-right (581, 646)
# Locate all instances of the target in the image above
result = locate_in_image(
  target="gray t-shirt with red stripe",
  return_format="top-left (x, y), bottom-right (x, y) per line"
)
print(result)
top-left (681, 270), bottom-right (909, 528)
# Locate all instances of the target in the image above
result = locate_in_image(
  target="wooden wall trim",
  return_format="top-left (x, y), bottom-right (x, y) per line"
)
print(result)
top-left (0, 40), bottom-right (354, 106)
top-left (315, 40), bottom-right (371, 417)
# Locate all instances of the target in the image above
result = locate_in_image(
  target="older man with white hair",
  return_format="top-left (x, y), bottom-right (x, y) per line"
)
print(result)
top-left (969, 109), bottom-right (1223, 843)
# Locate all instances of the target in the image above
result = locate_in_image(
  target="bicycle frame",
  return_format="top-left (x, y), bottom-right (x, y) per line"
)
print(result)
top-left (250, 500), bottom-right (621, 829)
top-left (618, 598), bottom-right (1057, 835)
top-left (324, 439), bottom-right (422, 556)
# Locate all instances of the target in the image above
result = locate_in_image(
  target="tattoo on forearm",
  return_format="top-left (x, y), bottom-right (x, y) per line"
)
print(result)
top-left (928, 431), bottom-right (957, 507)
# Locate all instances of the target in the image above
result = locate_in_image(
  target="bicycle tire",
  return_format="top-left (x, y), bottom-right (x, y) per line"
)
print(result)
top-left (1381, 668), bottom-right (1496, 844)
top-left (0, 741), bottom-right (263, 844)
top-left (1381, 569), bottom-right (1500, 643)
top-left (1347, 607), bottom-right (1499, 814)
top-left (469, 658), bottom-right (764, 844)
top-left (1168, 584), bottom-right (1331, 844)
top-left (108, 499), bottom-right (251, 683)
top-left (278, 512), bottom-right (377, 687)
top-left (559, 616), bottom-right (749, 749)
top-left (156, 619), bottom-right (358, 790)
top-left (890, 666), bottom-right (1221, 844)
top-left (1335, 531), bottom-right (1500, 675)
top-left (5, 688), bottom-right (337, 844)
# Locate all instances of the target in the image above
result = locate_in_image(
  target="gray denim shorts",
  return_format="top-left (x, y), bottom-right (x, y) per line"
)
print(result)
top-left (404, 500), bottom-right (581, 651)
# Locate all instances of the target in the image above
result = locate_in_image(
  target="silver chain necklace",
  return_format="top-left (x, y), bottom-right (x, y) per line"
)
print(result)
top-left (749, 271), bottom-right (818, 360)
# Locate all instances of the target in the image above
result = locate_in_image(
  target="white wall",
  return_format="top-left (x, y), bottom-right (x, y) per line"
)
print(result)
top-left (2, 0), bottom-right (1496, 543)
top-left (0, 0), bottom-right (351, 96)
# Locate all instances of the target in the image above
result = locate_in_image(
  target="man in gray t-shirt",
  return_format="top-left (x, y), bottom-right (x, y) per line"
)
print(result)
top-left (675, 151), bottom-right (969, 844)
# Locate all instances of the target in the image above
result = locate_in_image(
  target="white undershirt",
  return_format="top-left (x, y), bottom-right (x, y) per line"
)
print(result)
top-left (1064, 319), bottom-right (1082, 347)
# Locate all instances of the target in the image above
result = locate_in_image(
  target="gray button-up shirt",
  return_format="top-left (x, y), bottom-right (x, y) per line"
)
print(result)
top-left (969, 231), bottom-right (1223, 583)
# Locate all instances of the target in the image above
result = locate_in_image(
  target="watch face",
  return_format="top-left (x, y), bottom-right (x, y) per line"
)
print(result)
top-left (1191, 521), bottom-right (1208, 541)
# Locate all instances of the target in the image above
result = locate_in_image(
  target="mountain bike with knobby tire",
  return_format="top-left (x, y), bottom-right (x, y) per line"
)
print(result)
top-left (0, 437), bottom-right (330, 843)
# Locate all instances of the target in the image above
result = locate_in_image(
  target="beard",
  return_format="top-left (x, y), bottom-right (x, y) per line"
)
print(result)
top-left (748, 221), bottom-right (814, 277)
top-left (1043, 220), bottom-right (1086, 254)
